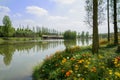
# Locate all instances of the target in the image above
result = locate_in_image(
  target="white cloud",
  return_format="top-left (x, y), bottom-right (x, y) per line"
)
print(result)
top-left (69, 9), bottom-right (76, 13)
top-left (50, 0), bottom-right (76, 4)
top-left (48, 16), bottom-right (68, 21)
top-left (0, 6), bottom-right (10, 12)
top-left (0, 6), bottom-right (10, 25)
top-left (26, 6), bottom-right (48, 16)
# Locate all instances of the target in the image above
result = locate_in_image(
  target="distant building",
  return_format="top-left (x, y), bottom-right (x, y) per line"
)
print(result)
top-left (42, 35), bottom-right (63, 39)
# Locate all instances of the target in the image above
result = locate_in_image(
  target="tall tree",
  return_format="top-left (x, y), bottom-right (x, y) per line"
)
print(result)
top-left (2, 15), bottom-right (15, 37)
top-left (113, 0), bottom-right (118, 45)
top-left (92, 0), bottom-right (99, 54)
top-left (107, 0), bottom-right (110, 42)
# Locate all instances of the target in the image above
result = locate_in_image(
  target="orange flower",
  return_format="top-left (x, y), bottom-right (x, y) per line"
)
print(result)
top-left (116, 56), bottom-right (120, 61)
top-left (70, 57), bottom-right (75, 61)
top-left (91, 67), bottom-right (97, 72)
top-left (80, 78), bottom-right (85, 80)
top-left (113, 57), bottom-right (120, 67)
top-left (116, 56), bottom-right (120, 63)
top-left (77, 59), bottom-right (84, 64)
top-left (65, 70), bottom-right (73, 77)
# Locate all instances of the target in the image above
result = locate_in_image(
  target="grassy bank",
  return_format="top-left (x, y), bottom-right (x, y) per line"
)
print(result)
top-left (0, 37), bottom-right (41, 44)
top-left (33, 44), bottom-right (120, 80)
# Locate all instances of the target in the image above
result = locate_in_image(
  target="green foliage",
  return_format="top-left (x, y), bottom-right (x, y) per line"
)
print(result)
top-left (14, 27), bottom-right (35, 37)
top-left (0, 16), bottom-right (61, 38)
top-left (2, 16), bottom-right (12, 27)
top-left (36, 27), bottom-right (61, 37)
top-left (0, 26), bottom-right (3, 36)
top-left (2, 15), bottom-right (15, 37)
top-left (63, 30), bottom-right (76, 40)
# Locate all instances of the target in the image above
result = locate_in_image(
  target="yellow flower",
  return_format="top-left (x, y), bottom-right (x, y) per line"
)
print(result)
top-left (105, 78), bottom-right (109, 80)
top-left (115, 72), bottom-right (120, 78)
top-left (100, 66), bottom-right (105, 69)
top-left (109, 70), bottom-right (112, 75)
top-left (62, 58), bottom-right (67, 64)
top-left (88, 58), bottom-right (91, 60)
top-left (77, 59), bottom-right (84, 64)
top-left (69, 70), bottom-right (73, 73)
top-left (98, 54), bottom-right (103, 59)
top-left (75, 65), bottom-right (79, 70)
top-left (80, 78), bottom-right (84, 80)
top-left (114, 58), bottom-right (118, 64)
top-left (86, 61), bottom-right (90, 65)
top-left (84, 65), bottom-right (88, 68)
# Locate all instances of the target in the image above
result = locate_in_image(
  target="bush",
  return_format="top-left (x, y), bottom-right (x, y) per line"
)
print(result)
top-left (63, 30), bottom-right (76, 40)
top-left (99, 39), bottom-right (108, 45)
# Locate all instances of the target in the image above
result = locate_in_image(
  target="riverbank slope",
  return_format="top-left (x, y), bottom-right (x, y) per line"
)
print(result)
top-left (33, 44), bottom-right (120, 80)
top-left (0, 37), bottom-right (41, 44)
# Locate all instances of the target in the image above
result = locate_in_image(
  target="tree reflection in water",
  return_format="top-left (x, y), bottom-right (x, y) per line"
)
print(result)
top-left (0, 41), bottom-right (63, 66)
top-left (64, 40), bottom-right (76, 48)
top-left (0, 39), bottom-right (91, 66)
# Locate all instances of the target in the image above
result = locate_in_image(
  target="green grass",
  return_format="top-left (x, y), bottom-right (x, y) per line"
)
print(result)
top-left (0, 38), bottom-right (4, 44)
top-left (0, 38), bottom-right (4, 42)
top-left (0, 37), bottom-right (41, 44)
top-left (32, 44), bottom-right (120, 80)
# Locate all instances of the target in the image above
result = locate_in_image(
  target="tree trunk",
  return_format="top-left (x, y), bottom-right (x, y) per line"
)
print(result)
top-left (92, 0), bottom-right (99, 54)
top-left (114, 0), bottom-right (118, 45)
top-left (107, 0), bottom-right (110, 42)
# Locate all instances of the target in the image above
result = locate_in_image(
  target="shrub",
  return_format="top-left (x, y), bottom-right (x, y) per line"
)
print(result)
top-left (63, 30), bottom-right (76, 40)
top-left (99, 39), bottom-right (108, 45)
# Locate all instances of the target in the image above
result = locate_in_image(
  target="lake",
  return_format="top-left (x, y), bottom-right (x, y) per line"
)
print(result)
top-left (0, 39), bottom-right (92, 80)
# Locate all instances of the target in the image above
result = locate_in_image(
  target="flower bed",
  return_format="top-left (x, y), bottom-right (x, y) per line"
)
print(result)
top-left (33, 45), bottom-right (120, 80)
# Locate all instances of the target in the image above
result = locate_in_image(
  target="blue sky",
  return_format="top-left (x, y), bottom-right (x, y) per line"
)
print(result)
top-left (1, 0), bottom-right (56, 13)
top-left (0, 0), bottom-right (113, 33)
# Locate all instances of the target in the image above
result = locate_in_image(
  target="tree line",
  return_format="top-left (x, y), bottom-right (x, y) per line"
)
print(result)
top-left (0, 15), bottom-right (91, 40)
top-left (0, 15), bottom-right (62, 38)
top-left (78, 31), bottom-right (89, 39)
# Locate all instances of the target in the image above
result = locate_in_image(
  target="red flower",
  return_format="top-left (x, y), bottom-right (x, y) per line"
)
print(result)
top-left (65, 70), bottom-right (73, 77)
